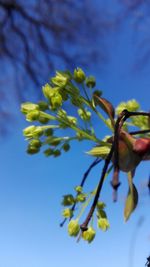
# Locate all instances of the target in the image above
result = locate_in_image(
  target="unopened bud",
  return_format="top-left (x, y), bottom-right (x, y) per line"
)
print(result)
top-left (62, 194), bottom-right (75, 206)
top-left (97, 218), bottom-right (110, 231)
top-left (62, 208), bottom-right (73, 218)
top-left (74, 68), bottom-right (86, 83)
top-left (68, 219), bottom-right (80, 237)
top-left (82, 227), bottom-right (96, 243)
top-left (26, 110), bottom-right (40, 121)
top-left (86, 76), bottom-right (96, 88)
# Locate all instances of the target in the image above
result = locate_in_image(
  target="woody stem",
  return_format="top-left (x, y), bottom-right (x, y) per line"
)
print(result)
top-left (80, 146), bottom-right (114, 231)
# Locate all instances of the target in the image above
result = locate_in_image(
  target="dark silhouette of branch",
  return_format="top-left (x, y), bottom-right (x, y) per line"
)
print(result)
top-left (0, 0), bottom-right (116, 135)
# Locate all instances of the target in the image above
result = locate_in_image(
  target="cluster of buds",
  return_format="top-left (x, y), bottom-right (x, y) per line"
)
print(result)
top-left (21, 67), bottom-right (150, 243)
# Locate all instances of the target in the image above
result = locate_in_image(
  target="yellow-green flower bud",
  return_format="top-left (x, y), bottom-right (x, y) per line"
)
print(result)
top-left (51, 71), bottom-right (68, 87)
top-left (42, 84), bottom-right (55, 100)
top-left (26, 110), bottom-right (40, 121)
top-left (62, 143), bottom-right (70, 152)
top-left (38, 117), bottom-right (49, 124)
top-left (27, 145), bottom-right (40, 155)
top-left (68, 219), bottom-right (80, 237)
top-left (44, 148), bottom-right (54, 157)
top-left (67, 116), bottom-right (77, 125)
top-left (97, 218), bottom-right (110, 231)
top-left (86, 76), bottom-right (96, 88)
top-left (23, 126), bottom-right (36, 138)
top-left (75, 186), bottom-right (82, 193)
top-left (62, 194), bottom-right (75, 206)
top-left (38, 101), bottom-right (49, 111)
top-left (44, 128), bottom-right (54, 136)
top-left (62, 208), bottom-right (73, 218)
top-left (76, 193), bottom-right (86, 202)
top-left (53, 149), bottom-right (61, 157)
top-left (74, 68), bottom-right (86, 83)
top-left (78, 109), bottom-right (91, 121)
top-left (97, 202), bottom-right (106, 210)
top-left (29, 139), bottom-right (42, 148)
top-left (93, 90), bottom-right (102, 98)
top-left (51, 93), bottom-right (63, 109)
top-left (21, 102), bottom-right (39, 114)
top-left (82, 227), bottom-right (96, 243)
top-left (97, 209), bottom-right (107, 219)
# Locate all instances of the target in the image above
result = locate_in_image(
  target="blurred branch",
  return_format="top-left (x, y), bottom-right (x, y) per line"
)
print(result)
top-left (0, 0), bottom-right (115, 135)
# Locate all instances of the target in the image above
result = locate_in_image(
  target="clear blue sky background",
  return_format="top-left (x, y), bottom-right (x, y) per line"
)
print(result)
top-left (0, 4), bottom-right (150, 267)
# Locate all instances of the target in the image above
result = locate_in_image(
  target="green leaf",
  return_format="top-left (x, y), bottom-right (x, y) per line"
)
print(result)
top-left (124, 173), bottom-right (138, 221)
top-left (86, 145), bottom-right (111, 158)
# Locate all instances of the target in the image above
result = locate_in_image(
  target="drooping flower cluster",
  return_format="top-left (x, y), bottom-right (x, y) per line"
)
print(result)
top-left (21, 68), bottom-right (150, 243)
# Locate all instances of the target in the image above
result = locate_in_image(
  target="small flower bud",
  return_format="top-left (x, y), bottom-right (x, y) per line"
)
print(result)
top-left (29, 139), bottom-right (42, 148)
top-left (74, 68), bottom-right (86, 83)
top-left (38, 117), bottom-right (49, 124)
top-left (53, 149), bottom-right (61, 157)
top-left (51, 93), bottom-right (63, 109)
top-left (74, 186), bottom-right (82, 193)
top-left (27, 145), bottom-right (40, 155)
top-left (67, 116), bottom-right (77, 125)
top-left (82, 227), bottom-right (96, 243)
top-left (62, 194), bottom-right (75, 206)
top-left (93, 90), bottom-right (102, 98)
top-left (76, 193), bottom-right (86, 202)
top-left (97, 202), bottom-right (106, 210)
top-left (86, 76), bottom-right (96, 88)
top-left (23, 125), bottom-right (36, 138)
top-left (97, 218), bottom-right (110, 231)
top-left (51, 71), bottom-right (68, 87)
top-left (44, 128), bottom-right (54, 136)
top-left (21, 102), bottom-right (39, 114)
top-left (68, 219), bottom-right (80, 237)
top-left (62, 208), bottom-right (73, 218)
top-left (26, 110), bottom-right (40, 121)
top-left (62, 143), bottom-right (70, 152)
top-left (44, 148), bottom-right (54, 157)
top-left (42, 83), bottom-right (55, 100)
top-left (38, 101), bottom-right (49, 111)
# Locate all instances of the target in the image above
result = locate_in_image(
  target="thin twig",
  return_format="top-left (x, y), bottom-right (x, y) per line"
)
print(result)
top-left (60, 157), bottom-right (102, 227)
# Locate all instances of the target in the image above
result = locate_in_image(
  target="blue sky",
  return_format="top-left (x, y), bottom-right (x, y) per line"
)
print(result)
top-left (0, 4), bottom-right (150, 267)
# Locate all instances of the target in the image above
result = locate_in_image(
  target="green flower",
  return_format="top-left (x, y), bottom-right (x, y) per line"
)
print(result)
top-left (29, 139), bottom-right (42, 148)
top-left (27, 145), bottom-right (40, 155)
top-left (78, 109), bottom-right (91, 121)
top-left (44, 148), bottom-right (54, 157)
top-left (67, 116), bottom-right (77, 125)
top-left (21, 102), bottom-right (39, 114)
top-left (62, 208), bottom-right (73, 218)
top-left (76, 193), bottom-right (86, 202)
top-left (97, 202), bottom-right (106, 210)
top-left (74, 68), bottom-right (86, 83)
top-left (51, 71), bottom-right (68, 87)
top-left (51, 93), bottom-right (63, 109)
top-left (42, 83), bottom-right (55, 100)
top-left (82, 227), bottom-right (96, 243)
top-left (86, 76), bottom-right (96, 88)
top-left (23, 126), bottom-right (43, 139)
top-left (61, 194), bottom-right (75, 206)
top-left (38, 101), bottom-right (49, 111)
top-left (26, 110), bottom-right (40, 121)
top-left (116, 99), bottom-right (140, 115)
top-left (97, 218), bottom-right (110, 231)
top-left (74, 186), bottom-right (82, 193)
top-left (68, 219), bottom-right (80, 237)
top-left (53, 149), bottom-right (61, 157)
top-left (62, 143), bottom-right (70, 152)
